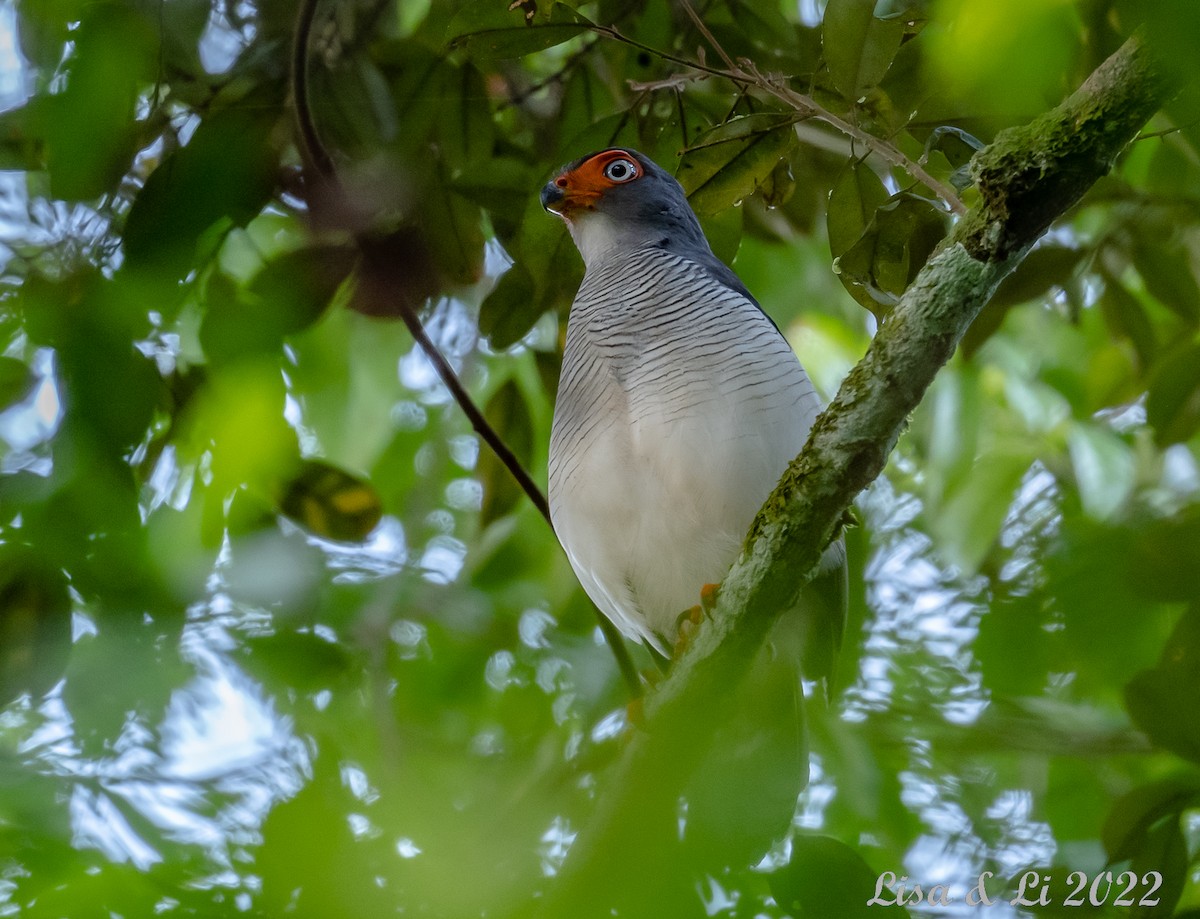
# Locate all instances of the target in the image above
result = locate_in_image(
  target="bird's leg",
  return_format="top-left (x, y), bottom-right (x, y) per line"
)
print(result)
top-left (672, 583), bottom-right (721, 654)
top-left (629, 586), bottom-right (721, 727)
top-left (629, 583), bottom-right (716, 727)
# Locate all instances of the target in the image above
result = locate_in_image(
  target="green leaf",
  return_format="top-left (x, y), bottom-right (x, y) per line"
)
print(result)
top-left (557, 111), bottom-right (640, 165)
top-left (699, 204), bottom-right (744, 267)
top-left (769, 835), bottom-right (909, 917)
top-left (1119, 0), bottom-right (1200, 94)
top-left (152, 0), bottom-right (211, 79)
top-left (0, 101), bottom-right (46, 172)
top-left (1130, 816), bottom-right (1189, 918)
top-left (191, 363), bottom-right (301, 494)
top-left (445, 1), bottom-right (591, 60)
top-left (988, 245), bottom-right (1086, 309)
top-left (1101, 772), bottom-right (1200, 862)
top-left (63, 624), bottom-right (190, 747)
top-left (922, 125), bottom-right (985, 169)
top-left (248, 245), bottom-right (358, 336)
top-left (218, 492), bottom-right (270, 546)
top-left (479, 263), bottom-right (539, 351)
top-left (1134, 675), bottom-right (1200, 759)
top-left (1125, 605), bottom-right (1200, 765)
top-left (964, 239), bottom-right (1089, 357)
top-left (450, 156), bottom-right (537, 239)
top-left (382, 49), bottom-right (495, 167)
top-left (1098, 277), bottom-right (1158, 370)
top-left (1146, 341), bottom-right (1200, 446)
top-left (931, 448), bottom-right (1033, 574)
top-left (437, 62), bottom-right (495, 168)
top-left (677, 114), bottom-right (798, 216)
top-left (278, 460), bottom-right (383, 543)
top-left (286, 309), bottom-right (408, 475)
top-left (418, 174), bottom-right (486, 285)
top-left (976, 593), bottom-right (1054, 696)
top-left (827, 161), bottom-right (889, 257)
top-left (200, 272), bottom-right (278, 364)
top-left (1046, 518), bottom-right (1175, 691)
top-left (381, 40), bottom-right (445, 152)
top-left (451, 157), bottom-right (535, 212)
top-left (309, 53), bottom-right (397, 155)
top-left (0, 356), bottom-right (34, 411)
top-left (124, 104), bottom-right (279, 282)
top-left (1066, 423), bottom-right (1135, 521)
top-left (0, 545), bottom-right (72, 703)
top-left (1132, 235), bottom-right (1200, 324)
top-left (822, 0), bottom-right (906, 101)
top-left (33, 276), bottom-right (164, 452)
top-left (555, 66), bottom-right (621, 160)
top-left (203, 245), bottom-right (355, 364)
top-left (919, 367), bottom-right (983, 505)
top-left (759, 156), bottom-right (798, 209)
top-left (16, 0), bottom-right (87, 72)
top-left (256, 758), bottom-right (396, 916)
top-left (1129, 507), bottom-right (1200, 603)
top-left (834, 192), bottom-right (949, 317)
top-left (240, 630), bottom-right (356, 693)
top-left (39, 4), bottom-right (154, 200)
top-left (722, 0), bottom-right (812, 67)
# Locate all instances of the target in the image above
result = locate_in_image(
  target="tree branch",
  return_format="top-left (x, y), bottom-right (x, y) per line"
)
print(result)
top-left (288, 0), bottom-right (642, 697)
top-left (538, 32), bottom-right (1180, 916)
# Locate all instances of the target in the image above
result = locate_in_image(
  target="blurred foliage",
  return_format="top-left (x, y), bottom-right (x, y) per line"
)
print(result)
top-left (0, 0), bottom-right (1199, 916)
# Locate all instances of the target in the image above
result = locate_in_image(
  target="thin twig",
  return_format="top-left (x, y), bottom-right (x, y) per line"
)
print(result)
top-left (740, 60), bottom-right (968, 214)
top-left (1134, 119), bottom-right (1198, 141)
top-left (290, 0), bottom-right (641, 696)
top-left (588, 20), bottom-right (968, 215)
top-left (589, 23), bottom-right (745, 83)
top-left (500, 37), bottom-right (601, 109)
top-left (679, 0), bottom-right (736, 72)
top-left (396, 305), bottom-right (551, 522)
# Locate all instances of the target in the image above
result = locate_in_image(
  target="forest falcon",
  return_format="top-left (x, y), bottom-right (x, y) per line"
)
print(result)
top-left (541, 147), bottom-right (846, 685)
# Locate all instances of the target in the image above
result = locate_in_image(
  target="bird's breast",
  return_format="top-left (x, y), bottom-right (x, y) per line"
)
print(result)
top-left (549, 249), bottom-right (820, 652)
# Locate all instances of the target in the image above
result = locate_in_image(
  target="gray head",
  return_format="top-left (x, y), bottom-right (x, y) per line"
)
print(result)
top-left (541, 148), bottom-right (756, 304)
top-left (540, 148), bottom-right (713, 270)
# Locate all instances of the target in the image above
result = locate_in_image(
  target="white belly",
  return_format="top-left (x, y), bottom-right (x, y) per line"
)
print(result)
top-left (554, 395), bottom-right (810, 652)
top-left (548, 267), bottom-right (820, 653)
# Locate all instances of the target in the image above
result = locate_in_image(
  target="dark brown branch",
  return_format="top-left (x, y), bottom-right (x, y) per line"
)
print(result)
top-left (537, 32), bottom-right (1180, 917)
top-left (289, 0), bottom-right (641, 697)
top-left (290, 0), bottom-right (334, 179)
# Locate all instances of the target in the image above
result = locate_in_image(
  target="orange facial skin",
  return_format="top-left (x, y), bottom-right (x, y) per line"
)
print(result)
top-left (543, 149), bottom-right (644, 218)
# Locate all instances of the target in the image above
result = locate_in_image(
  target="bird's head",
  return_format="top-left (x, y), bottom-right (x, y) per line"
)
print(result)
top-left (541, 148), bottom-right (710, 269)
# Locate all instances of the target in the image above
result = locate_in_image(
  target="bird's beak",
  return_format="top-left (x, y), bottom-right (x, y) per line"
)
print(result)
top-left (540, 175), bottom-right (600, 219)
top-left (540, 180), bottom-right (566, 215)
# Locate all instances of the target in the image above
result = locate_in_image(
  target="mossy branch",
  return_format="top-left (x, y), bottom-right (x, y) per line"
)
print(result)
top-left (539, 33), bottom-right (1180, 917)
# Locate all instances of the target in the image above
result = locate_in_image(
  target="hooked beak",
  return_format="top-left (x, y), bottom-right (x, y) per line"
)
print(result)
top-left (540, 176), bottom-right (599, 219)
top-left (540, 180), bottom-right (566, 214)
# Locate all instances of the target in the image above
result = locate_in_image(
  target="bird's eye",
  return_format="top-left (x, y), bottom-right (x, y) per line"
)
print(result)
top-left (603, 158), bottom-right (638, 182)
